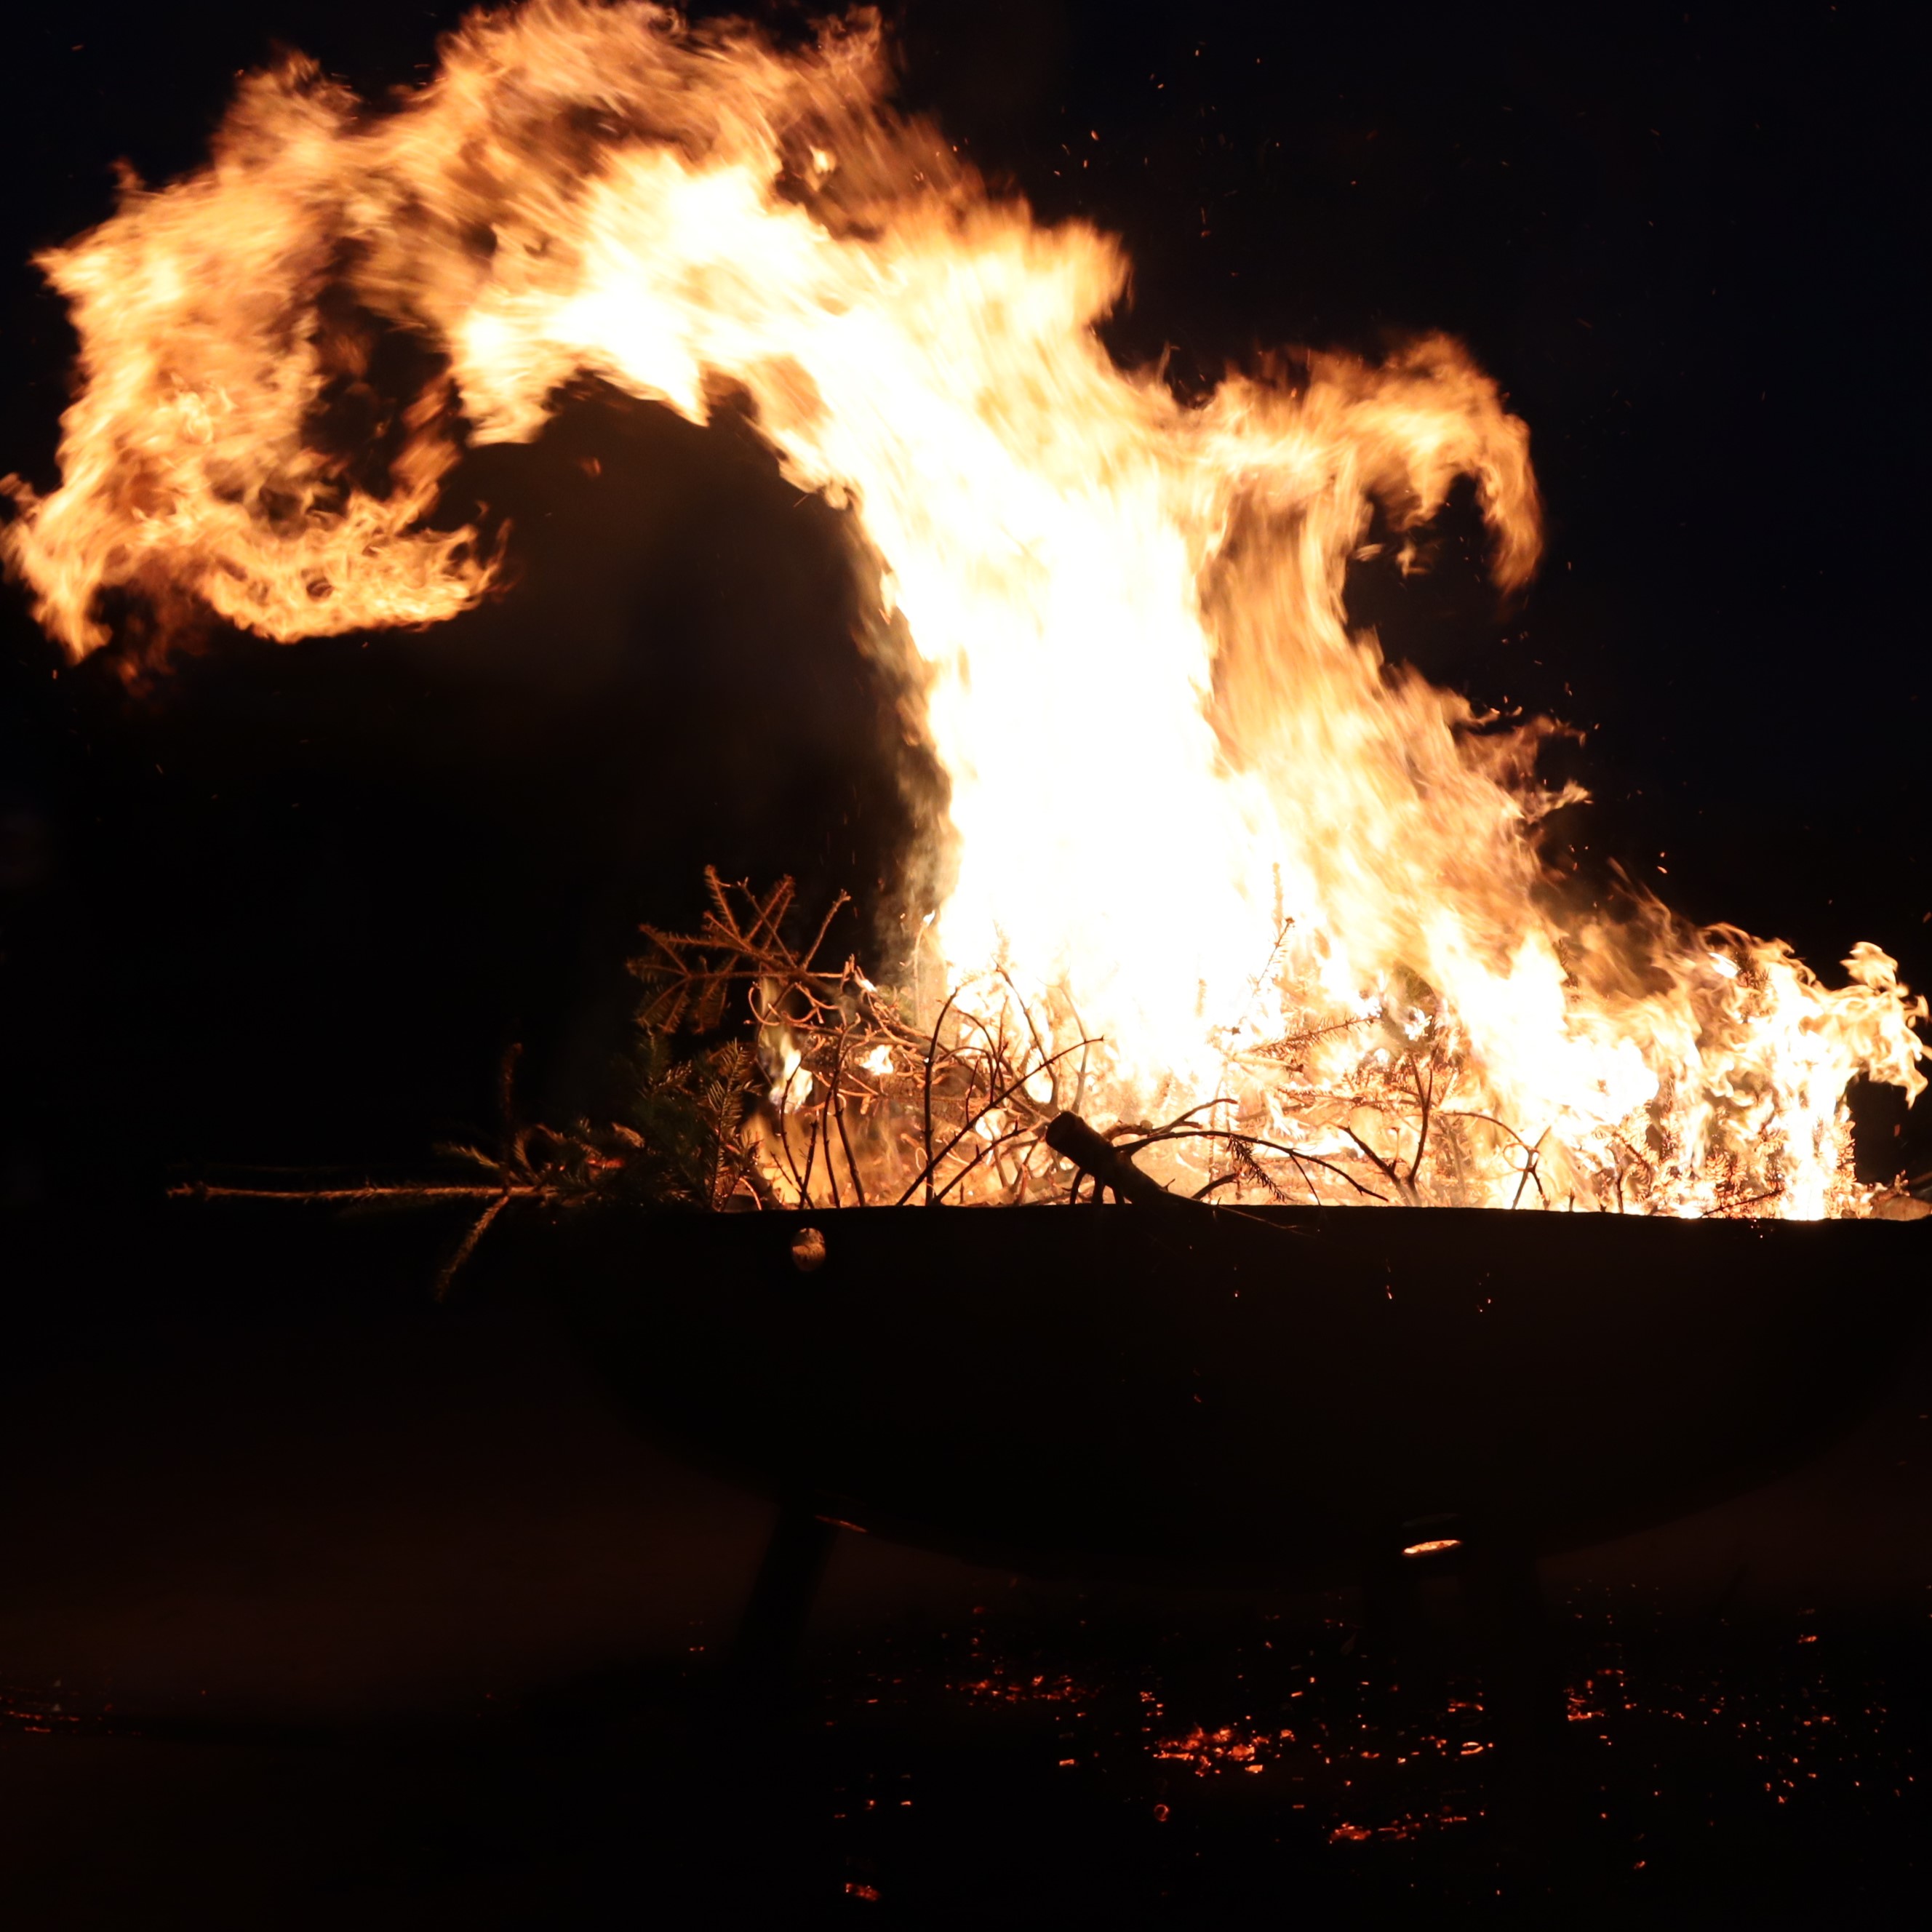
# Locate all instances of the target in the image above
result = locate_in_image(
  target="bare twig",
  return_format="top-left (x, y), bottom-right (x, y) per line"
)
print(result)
top-left (435, 1191), bottom-right (513, 1301)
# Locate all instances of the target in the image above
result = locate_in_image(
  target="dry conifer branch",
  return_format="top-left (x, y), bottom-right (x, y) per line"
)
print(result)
top-left (168, 869), bottom-right (1877, 1258)
top-left (172, 1182), bottom-right (538, 1205)
top-left (167, 873), bottom-right (1508, 1235)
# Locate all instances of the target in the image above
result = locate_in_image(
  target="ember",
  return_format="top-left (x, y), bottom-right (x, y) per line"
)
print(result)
top-left (4, 1), bottom-right (1924, 1215)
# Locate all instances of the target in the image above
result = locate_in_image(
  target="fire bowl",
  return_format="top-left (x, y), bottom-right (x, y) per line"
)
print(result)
top-left (530, 1202), bottom-right (1928, 1589)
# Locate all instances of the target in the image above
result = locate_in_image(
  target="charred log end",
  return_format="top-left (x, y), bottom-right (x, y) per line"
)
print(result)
top-left (1042, 1109), bottom-right (1115, 1172)
top-left (1043, 1110), bottom-right (1185, 1209)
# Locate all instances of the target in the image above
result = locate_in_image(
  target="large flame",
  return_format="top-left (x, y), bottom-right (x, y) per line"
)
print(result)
top-left (4, 1), bottom-right (1922, 1214)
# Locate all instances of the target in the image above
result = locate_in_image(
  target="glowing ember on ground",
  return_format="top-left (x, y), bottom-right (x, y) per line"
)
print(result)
top-left (4, 1), bottom-right (1923, 1214)
top-left (814, 1589), bottom-right (1921, 1895)
top-left (1152, 1720), bottom-right (1290, 1776)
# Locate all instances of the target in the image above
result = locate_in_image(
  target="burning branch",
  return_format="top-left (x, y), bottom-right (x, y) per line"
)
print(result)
top-left (171, 871), bottom-right (1920, 1245)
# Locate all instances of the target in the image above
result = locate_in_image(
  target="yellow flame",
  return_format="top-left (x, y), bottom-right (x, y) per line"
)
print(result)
top-left (4, 2), bottom-right (1923, 1214)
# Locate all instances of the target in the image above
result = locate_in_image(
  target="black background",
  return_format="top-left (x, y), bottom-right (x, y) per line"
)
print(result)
top-left (3, 0), bottom-right (1925, 1192)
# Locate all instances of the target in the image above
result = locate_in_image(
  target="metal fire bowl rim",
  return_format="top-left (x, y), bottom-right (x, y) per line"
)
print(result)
top-left (626, 1195), bottom-right (1932, 1237)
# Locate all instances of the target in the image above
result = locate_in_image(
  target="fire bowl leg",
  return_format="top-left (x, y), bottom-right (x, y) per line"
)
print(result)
top-left (729, 1502), bottom-right (839, 1699)
top-left (1465, 1544), bottom-right (1563, 1757)
top-left (1362, 1560), bottom-right (1423, 1648)
top-left (1462, 1541), bottom-right (1570, 1873)
top-left (1358, 1557), bottom-right (1425, 1697)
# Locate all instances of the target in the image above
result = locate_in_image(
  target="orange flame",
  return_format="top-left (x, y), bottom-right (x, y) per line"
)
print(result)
top-left (4, 2), bottom-right (1923, 1215)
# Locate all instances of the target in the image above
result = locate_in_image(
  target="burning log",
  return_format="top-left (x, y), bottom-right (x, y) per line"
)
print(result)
top-left (1042, 1111), bottom-right (1186, 1208)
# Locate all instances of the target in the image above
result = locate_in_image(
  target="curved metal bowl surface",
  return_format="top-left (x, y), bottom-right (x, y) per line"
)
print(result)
top-left (535, 1202), bottom-right (1928, 1589)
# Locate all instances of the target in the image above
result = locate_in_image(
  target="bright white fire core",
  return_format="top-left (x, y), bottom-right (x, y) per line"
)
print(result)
top-left (4, 2), bottom-right (1923, 1214)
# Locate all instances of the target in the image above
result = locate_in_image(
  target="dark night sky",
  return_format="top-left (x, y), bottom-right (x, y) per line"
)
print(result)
top-left (1, 1), bottom-right (1925, 1192)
